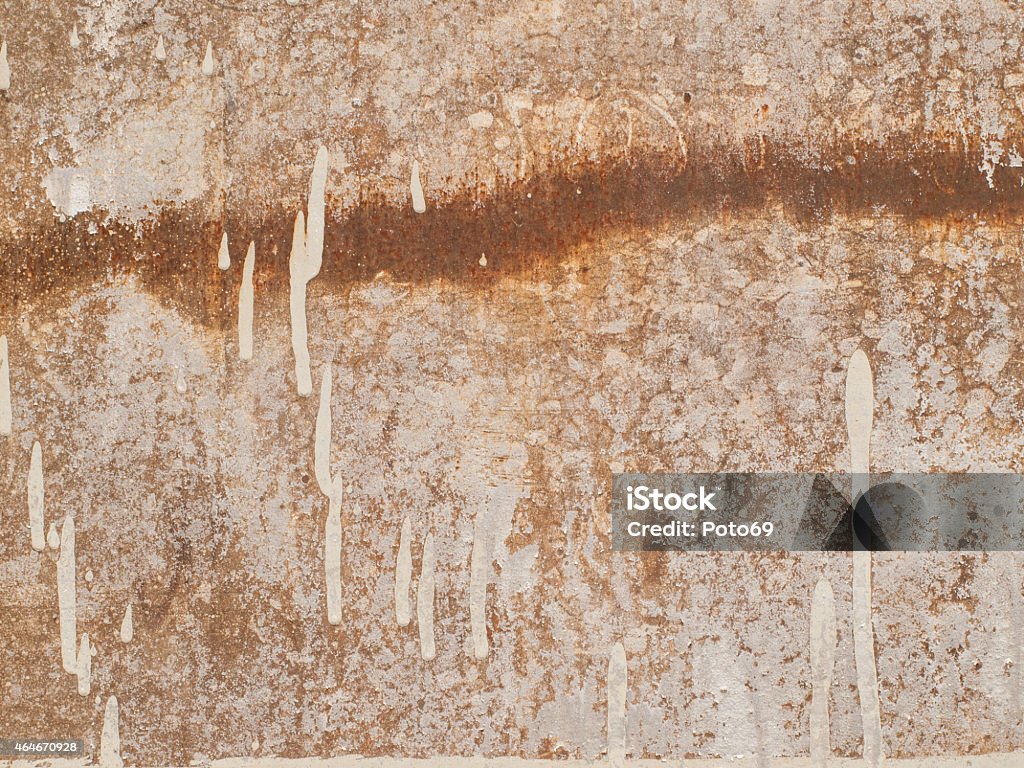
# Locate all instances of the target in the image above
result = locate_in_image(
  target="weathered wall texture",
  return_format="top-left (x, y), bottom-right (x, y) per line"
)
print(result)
top-left (1, 0), bottom-right (1023, 766)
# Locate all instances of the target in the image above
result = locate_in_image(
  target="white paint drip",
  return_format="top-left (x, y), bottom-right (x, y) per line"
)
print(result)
top-left (154, 35), bottom-right (167, 62)
top-left (100, 695), bottom-right (124, 768)
top-left (324, 475), bottom-right (343, 626)
top-left (853, 550), bottom-right (882, 766)
top-left (46, 521), bottom-right (60, 550)
top-left (288, 212), bottom-right (311, 395)
top-left (239, 241), bottom-right (255, 360)
top-left (76, 632), bottom-right (91, 696)
top-left (28, 441), bottom-right (44, 551)
top-left (306, 146), bottom-right (328, 275)
top-left (846, 349), bottom-right (873, 488)
top-left (1, 335), bottom-right (11, 435)
top-left (70, 24), bottom-right (81, 49)
top-left (846, 349), bottom-right (882, 768)
top-left (608, 642), bottom-right (627, 768)
top-left (120, 604), bottom-right (134, 643)
top-left (57, 515), bottom-right (77, 672)
top-left (314, 363), bottom-right (333, 495)
top-left (0, 41), bottom-right (10, 92)
top-left (410, 160), bottom-right (426, 213)
top-left (289, 146), bottom-right (328, 396)
top-left (202, 41), bottom-right (215, 76)
top-left (810, 577), bottom-right (837, 766)
top-left (417, 533), bottom-right (436, 660)
top-left (218, 231), bottom-right (231, 270)
top-left (395, 516), bottom-right (412, 627)
top-left (468, 517), bottom-right (489, 659)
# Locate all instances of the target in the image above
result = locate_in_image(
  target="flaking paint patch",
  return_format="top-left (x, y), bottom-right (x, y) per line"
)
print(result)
top-left (28, 441), bottom-right (44, 551)
top-left (608, 642), bottom-right (627, 768)
top-left (394, 516), bottom-right (412, 627)
top-left (846, 349), bottom-right (882, 767)
top-left (324, 475), bottom-right (343, 626)
top-left (120, 604), bottom-right (134, 643)
top-left (57, 515), bottom-right (77, 672)
top-left (1, 335), bottom-right (11, 435)
top-left (810, 578), bottom-right (837, 765)
top-left (411, 160), bottom-right (426, 213)
top-left (76, 632), bottom-right (91, 696)
top-left (417, 532), bottom-right (436, 661)
top-left (239, 241), bottom-right (255, 360)
top-left (101, 695), bottom-right (124, 768)
top-left (314, 363), bottom-right (332, 495)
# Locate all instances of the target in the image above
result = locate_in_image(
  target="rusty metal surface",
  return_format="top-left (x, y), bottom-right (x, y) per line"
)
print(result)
top-left (0, 0), bottom-right (1023, 765)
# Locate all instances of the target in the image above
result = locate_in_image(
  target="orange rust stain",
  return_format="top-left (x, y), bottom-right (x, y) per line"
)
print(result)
top-left (4, 134), bottom-right (1024, 323)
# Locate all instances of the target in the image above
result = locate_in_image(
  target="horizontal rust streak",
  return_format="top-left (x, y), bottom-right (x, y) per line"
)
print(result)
top-left (4, 133), bottom-right (1024, 323)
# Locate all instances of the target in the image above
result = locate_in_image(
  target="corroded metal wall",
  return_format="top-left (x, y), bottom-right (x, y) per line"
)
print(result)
top-left (0, 1), bottom-right (1023, 765)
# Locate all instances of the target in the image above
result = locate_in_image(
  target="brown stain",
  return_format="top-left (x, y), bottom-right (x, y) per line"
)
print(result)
top-left (4, 132), bottom-right (1024, 327)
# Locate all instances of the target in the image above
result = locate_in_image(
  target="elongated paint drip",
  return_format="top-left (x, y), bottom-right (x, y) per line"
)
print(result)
top-left (847, 349), bottom-right (873, 493)
top-left (0, 335), bottom-right (10, 435)
top-left (28, 441), bottom-right (44, 551)
top-left (218, 231), bottom-right (231, 270)
top-left (57, 516), bottom-right (77, 672)
top-left (846, 349), bottom-right (882, 768)
top-left (608, 642), bottom-right (627, 768)
top-left (289, 146), bottom-right (328, 396)
top-left (46, 521), bottom-right (60, 550)
top-left (70, 24), bottom-right (81, 49)
top-left (810, 577), bottom-right (837, 766)
top-left (314, 363), bottom-right (332, 495)
top-left (202, 41), bottom-right (214, 76)
top-left (100, 696), bottom-right (124, 768)
top-left (154, 35), bottom-right (167, 62)
top-left (0, 41), bottom-right (10, 92)
top-left (325, 475), bottom-right (343, 625)
top-left (76, 633), bottom-right (91, 695)
top-left (239, 241), bottom-right (255, 360)
top-left (305, 146), bottom-right (328, 274)
top-left (288, 212), bottom-right (310, 395)
top-left (120, 604), bottom-right (134, 643)
top-left (417, 533), bottom-right (436, 660)
top-left (468, 518), bottom-right (489, 659)
top-left (395, 516), bottom-right (412, 626)
top-left (411, 160), bottom-right (426, 213)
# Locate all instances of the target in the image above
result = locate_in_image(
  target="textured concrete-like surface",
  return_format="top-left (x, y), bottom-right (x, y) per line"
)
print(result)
top-left (1, 0), bottom-right (1023, 766)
